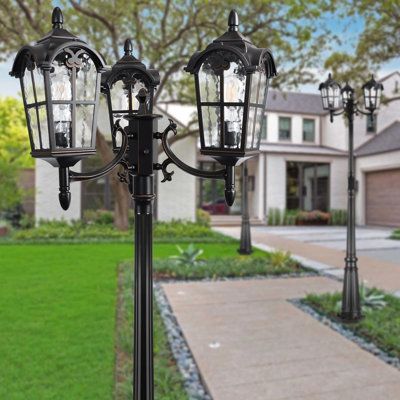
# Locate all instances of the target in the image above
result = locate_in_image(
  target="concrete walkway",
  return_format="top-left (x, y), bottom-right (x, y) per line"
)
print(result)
top-left (215, 226), bottom-right (400, 293)
top-left (163, 277), bottom-right (400, 399)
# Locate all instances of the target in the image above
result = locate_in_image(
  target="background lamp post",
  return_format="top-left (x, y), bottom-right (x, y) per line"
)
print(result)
top-left (319, 74), bottom-right (383, 322)
top-left (10, 7), bottom-right (277, 400)
top-left (238, 162), bottom-right (252, 255)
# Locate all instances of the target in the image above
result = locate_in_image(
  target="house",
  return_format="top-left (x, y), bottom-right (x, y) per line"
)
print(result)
top-left (33, 72), bottom-right (400, 227)
top-left (198, 72), bottom-right (400, 227)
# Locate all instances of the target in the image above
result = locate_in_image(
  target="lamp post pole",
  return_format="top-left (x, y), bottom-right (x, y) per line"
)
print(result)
top-left (238, 162), bottom-right (252, 254)
top-left (341, 98), bottom-right (362, 321)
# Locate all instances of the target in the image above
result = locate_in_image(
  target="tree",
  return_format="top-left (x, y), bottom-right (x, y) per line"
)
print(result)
top-left (0, 0), bottom-right (339, 227)
top-left (324, 1), bottom-right (400, 101)
top-left (0, 97), bottom-right (33, 211)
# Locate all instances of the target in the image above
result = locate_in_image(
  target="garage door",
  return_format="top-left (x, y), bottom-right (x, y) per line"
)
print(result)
top-left (366, 169), bottom-right (400, 226)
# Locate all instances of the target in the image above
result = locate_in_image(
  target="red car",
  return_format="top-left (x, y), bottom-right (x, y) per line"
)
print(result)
top-left (201, 199), bottom-right (229, 215)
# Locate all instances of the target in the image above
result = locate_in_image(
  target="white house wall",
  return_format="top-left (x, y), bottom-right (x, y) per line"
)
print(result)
top-left (35, 159), bottom-right (82, 222)
top-left (265, 153), bottom-right (347, 214)
top-left (156, 134), bottom-right (196, 222)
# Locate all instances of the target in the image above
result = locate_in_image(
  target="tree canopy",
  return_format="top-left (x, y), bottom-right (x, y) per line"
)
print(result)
top-left (324, 1), bottom-right (400, 101)
top-left (0, 97), bottom-right (33, 211)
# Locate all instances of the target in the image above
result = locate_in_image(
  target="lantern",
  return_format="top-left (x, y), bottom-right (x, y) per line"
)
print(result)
top-left (341, 82), bottom-right (355, 107)
top-left (101, 39), bottom-right (160, 151)
top-left (319, 73), bottom-right (342, 111)
top-left (9, 7), bottom-right (106, 167)
top-left (185, 10), bottom-right (276, 165)
top-left (362, 75), bottom-right (384, 112)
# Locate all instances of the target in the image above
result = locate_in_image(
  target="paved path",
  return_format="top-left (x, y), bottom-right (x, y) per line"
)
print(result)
top-left (215, 226), bottom-right (400, 292)
top-left (163, 277), bottom-right (400, 399)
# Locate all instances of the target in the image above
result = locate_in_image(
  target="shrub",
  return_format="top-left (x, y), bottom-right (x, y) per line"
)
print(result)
top-left (196, 208), bottom-right (211, 227)
top-left (83, 209), bottom-right (114, 225)
top-left (296, 210), bottom-right (330, 225)
top-left (329, 209), bottom-right (347, 225)
top-left (169, 244), bottom-right (205, 267)
top-left (155, 251), bottom-right (304, 280)
top-left (267, 208), bottom-right (283, 226)
top-left (19, 213), bottom-right (35, 229)
top-left (283, 209), bottom-right (298, 225)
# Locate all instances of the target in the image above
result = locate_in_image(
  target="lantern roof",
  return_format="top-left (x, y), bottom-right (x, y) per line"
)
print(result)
top-left (101, 39), bottom-right (160, 90)
top-left (185, 10), bottom-right (277, 78)
top-left (362, 75), bottom-right (384, 92)
top-left (318, 73), bottom-right (341, 91)
top-left (10, 7), bottom-right (106, 78)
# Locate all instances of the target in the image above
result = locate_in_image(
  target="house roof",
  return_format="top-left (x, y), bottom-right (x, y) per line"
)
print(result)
top-left (378, 71), bottom-right (400, 84)
top-left (266, 90), bottom-right (328, 116)
top-left (259, 143), bottom-right (347, 157)
top-left (356, 121), bottom-right (400, 157)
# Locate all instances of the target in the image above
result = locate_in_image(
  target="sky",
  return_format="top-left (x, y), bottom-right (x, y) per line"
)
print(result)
top-left (1, 6), bottom-right (400, 98)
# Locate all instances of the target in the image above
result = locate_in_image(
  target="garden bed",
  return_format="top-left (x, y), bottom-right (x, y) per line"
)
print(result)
top-left (302, 291), bottom-right (400, 361)
top-left (115, 263), bottom-right (189, 400)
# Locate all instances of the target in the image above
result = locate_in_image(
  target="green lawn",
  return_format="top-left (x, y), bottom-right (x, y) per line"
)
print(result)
top-left (0, 242), bottom-right (252, 399)
top-left (304, 291), bottom-right (400, 359)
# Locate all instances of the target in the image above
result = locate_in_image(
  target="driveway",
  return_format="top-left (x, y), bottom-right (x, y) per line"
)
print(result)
top-left (251, 226), bottom-right (400, 266)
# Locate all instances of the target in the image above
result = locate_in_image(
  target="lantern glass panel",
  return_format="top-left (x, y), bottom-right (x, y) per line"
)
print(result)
top-left (224, 59), bottom-right (246, 103)
top-left (199, 65), bottom-right (220, 102)
top-left (250, 71), bottom-right (261, 103)
top-left (202, 106), bottom-right (220, 147)
top-left (38, 106), bottom-right (49, 149)
top-left (54, 104), bottom-right (72, 148)
top-left (76, 56), bottom-right (97, 101)
top-left (28, 108), bottom-right (40, 149)
top-left (23, 71), bottom-right (35, 104)
top-left (33, 68), bottom-right (46, 102)
top-left (76, 105), bottom-right (94, 147)
top-left (110, 76), bottom-right (146, 114)
top-left (224, 106), bottom-right (243, 148)
top-left (50, 59), bottom-right (72, 101)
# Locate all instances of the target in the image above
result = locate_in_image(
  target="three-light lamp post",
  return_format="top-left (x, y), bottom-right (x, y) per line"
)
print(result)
top-left (319, 74), bottom-right (383, 321)
top-left (10, 7), bottom-right (277, 399)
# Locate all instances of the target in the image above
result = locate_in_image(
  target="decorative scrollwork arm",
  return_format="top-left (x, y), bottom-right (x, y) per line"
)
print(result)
top-left (157, 118), bottom-right (236, 205)
top-left (158, 119), bottom-right (226, 180)
top-left (69, 120), bottom-right (128, 182)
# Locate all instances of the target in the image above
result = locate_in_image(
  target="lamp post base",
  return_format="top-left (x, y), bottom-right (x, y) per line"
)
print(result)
top-left (238, 218), bottom-right (252, 255)
top-left (340, 262), bottom-right (362, 323)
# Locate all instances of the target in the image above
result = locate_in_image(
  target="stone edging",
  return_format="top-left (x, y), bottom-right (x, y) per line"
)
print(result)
top-left (290, 298), bottom-right (400, 371)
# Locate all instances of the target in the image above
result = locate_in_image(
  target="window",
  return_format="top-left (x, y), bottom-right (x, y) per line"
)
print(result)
top-left (279, 117), bottom-right (291, 140)
top-left (366, 114), bottom-right (377, 134)
top-left (303, 119), bottom-right (315, 142)
top-left (260, 115), bottom-right (267, 140)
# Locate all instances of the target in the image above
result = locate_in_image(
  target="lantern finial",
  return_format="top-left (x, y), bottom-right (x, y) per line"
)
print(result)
top-left (228, 10), bottom-right (239, 31)
top-left (52, 7), bottom-right (63, 29)
top-left (124, 39), bottom-right (133, 56)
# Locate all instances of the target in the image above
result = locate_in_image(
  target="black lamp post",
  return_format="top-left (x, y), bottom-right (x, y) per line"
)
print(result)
top-left (238, 162), bottom-right (252, 254)
top-left (319, 73), bottom-right (383, 322)
top-left (10, 7), bottom-right (276, 400)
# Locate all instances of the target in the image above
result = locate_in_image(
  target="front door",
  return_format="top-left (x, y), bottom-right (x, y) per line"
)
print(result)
top-left (286, 162), bottom-right (330, 212)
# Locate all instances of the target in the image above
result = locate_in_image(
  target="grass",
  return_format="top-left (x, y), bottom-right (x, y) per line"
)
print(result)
top-left (390, 229), bottom-right (400, 240)
top-left (303, 291), bottom-right (400, 359)
top-left (115, 263), bottom-right (188, 399)
top-left (0, 241), bottom-right (266, 399)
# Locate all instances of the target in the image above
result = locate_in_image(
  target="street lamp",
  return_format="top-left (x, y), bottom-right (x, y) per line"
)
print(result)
top-left (319, 73), bottom-right (383, 322)
top-left (10, 7), bottom-right (277, 400)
